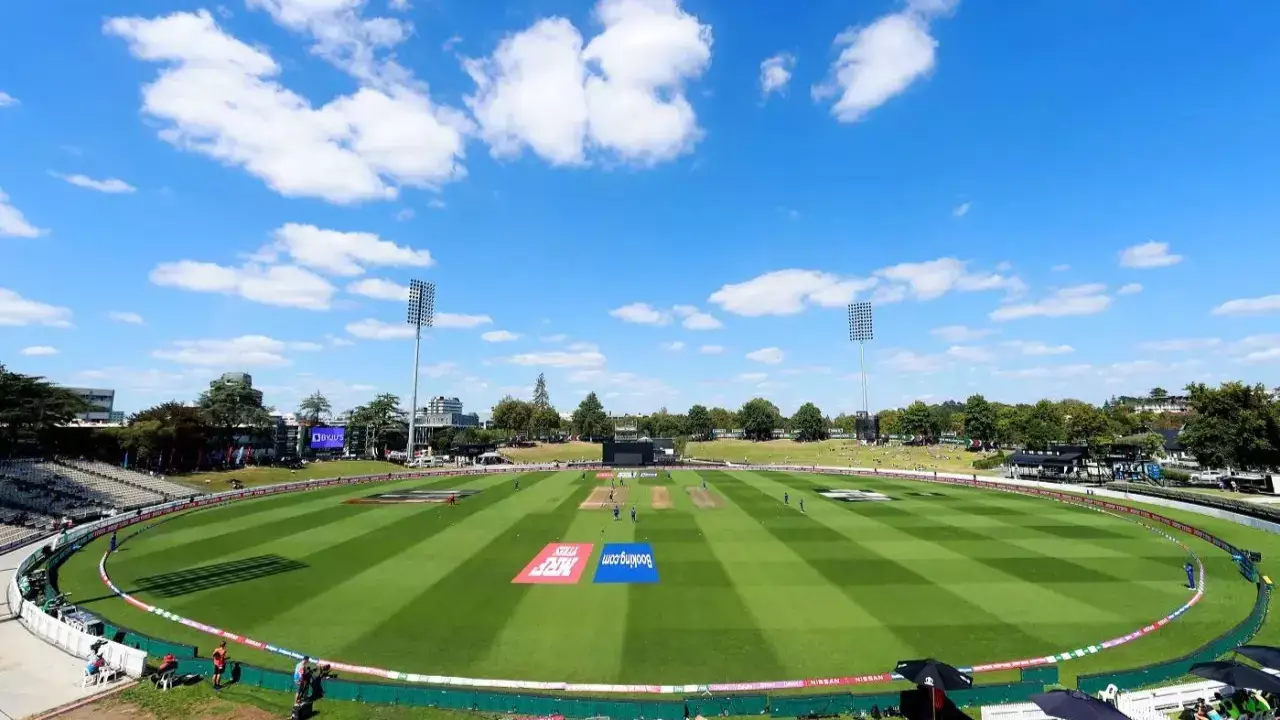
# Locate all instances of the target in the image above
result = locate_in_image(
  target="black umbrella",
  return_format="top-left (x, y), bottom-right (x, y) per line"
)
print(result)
top-left (1031, 690), bottom-right (1131, 720)
top-left (1237, 646), bottom-right (1280, 671)
top-left (894, 659), bottom-right (973, 691)
top-left (1190, 661), bottom-right (1280, 694)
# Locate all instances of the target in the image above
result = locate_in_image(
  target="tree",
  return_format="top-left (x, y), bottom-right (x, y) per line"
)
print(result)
top-left (708, 406), bottom-right (737, 432)
top-left (111, 401), bottom-right (211, 470)
top-left (831, 413), bottom-right (858, 434)
top-left (349, 393), bottom-right (407, 457)
top-left (877, 408), bottom-right (903, 437)
top-left (531, 405), bottom-right (561, 439)
top-left (1149, 387), bottom-right (1169, 400)
top-left (0, 365), bottom-right (90, 451)
top-left (738, 398), bottom-right (780, 441)
top-left (686, 404), bottom-right (713, 440)
top-left (298, 391), bottom-right (331, 426)
top-left (791, 402), bottom-right (826, 442)
top-left (1018, 399), bottom-right (1066, 451)
top-left (899, 401), bottom-right (934, 438)
top-left (1063, 401), bottom-right (1113, 446)
top-left (571, 392), bottom-right (611, 438)
top-left (1180, 382), bottom-right (1280, 470)
top-left (963, 395), bottom-right (997, 442)
top-left (198, 376), bottom-right (272, 447)
top-left (491, 396), bottom-right (534, 436)
top-left (532, 373), bottom-right (551, 410)
top-left (1140, 432), bottom-right (1167, 460)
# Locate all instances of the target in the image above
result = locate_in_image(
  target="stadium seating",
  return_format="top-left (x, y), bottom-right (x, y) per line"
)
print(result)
top-left (58, 459), bottom-right (194, 499)
top-left (42, 463), bottom-right (166, 509)
top-left (0, 460), bottom-right (109, 519)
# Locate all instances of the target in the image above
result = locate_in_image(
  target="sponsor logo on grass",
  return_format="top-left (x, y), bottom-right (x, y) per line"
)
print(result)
top-left (595, 472), bottom-right (613, 479)
top-left (639, 471), bottom-right (658, 478)
top-left (593, 543), bottom-right (659, 584)
top-left (616, 471), bottom-right (637, 479)
top-left (815, 489), bottom-right (894, 503)
top-left (350, 489), bottom-right (480, 504)
top-left (907, 491), bottom-right (945, 497)
top-left (512, 543), bottom-right (593, 584)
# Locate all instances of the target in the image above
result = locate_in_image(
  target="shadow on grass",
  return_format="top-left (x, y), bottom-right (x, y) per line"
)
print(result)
top-left (133, 554), bottom-right (308, 598)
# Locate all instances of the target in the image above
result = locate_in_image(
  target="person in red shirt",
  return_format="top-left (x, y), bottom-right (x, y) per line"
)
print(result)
top-left (212, 641), bottom-right (228, 690)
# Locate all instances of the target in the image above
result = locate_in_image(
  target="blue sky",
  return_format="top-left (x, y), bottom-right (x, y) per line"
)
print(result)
top-left (3, 0), bottom-right (1280, 418)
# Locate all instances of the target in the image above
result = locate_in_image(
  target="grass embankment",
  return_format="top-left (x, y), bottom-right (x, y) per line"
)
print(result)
top-left (174, 460), bottom-right (407, 491)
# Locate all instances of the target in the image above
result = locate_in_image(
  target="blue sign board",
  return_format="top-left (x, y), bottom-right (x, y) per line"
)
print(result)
top-left (310, 427), bottom-right (345, 450)
top-left (592, 543), bottom-right (659, 584)
top-left (1146, 463), bottom-right (1162, 480)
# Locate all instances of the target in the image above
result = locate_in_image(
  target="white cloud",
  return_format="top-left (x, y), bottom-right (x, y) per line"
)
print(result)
top-left (1003, 340), bottom-right (1074, 356)
top-left (482, 330), bottom-right (521, 342)
top-left (876, 258), bottom-right (1026, 301)
top-left (422, 361), bottom-right (457, 377)
top-left (609, 302), bottom-right (670, 325)
top-left (0, 289), bottom-right (73, 327)
top-left (995, 364), bottom-right (1094, 380)
top-left (663, 340), bottom-right (685, 351)
top-left (106, 10), bottom-right (468, 204)
top-left (1051, 264), bottom-right (1070, 272)
top-left (75, 367), bottom-right (200, 396)
top-left (699, 344), bottom-right (724, 354)
top-left (945, 345), bottom-right (993, 362)
top-left (708, 269), bottom-right (876, 317)
top-left (746, 346), bottom-right (784, 364)
top-left (952, 201), bottom-right (970, 217)
top-left (507, 350), bottom-right (606, 368)
top-left (21, 346), bottom-right (59, 357)
top-left (0, 188), bottom-right (47, 238)
top-left (108, 311), bottom-right (145, 325)
top-left (347, 277), bottom-right (409, 301)
top-left (673, 304), bottom-right (723, 329)
top-left (1225, 335), bottom-right (1280, 364)
top-left (931, 325), bottom-right (993, 343)
top-left (427, 197), bottom-right (446, 210)
top-left (882, 349), bottom-right (947, 374)
top-left (257, 223), bottom-right (433, 276)
top-left (435, 312), bottom-right (493, 328)
top-left (1141, 338), bottom-right (1221, 352)
top-left (394, 208), bottom-right (414, 221)
top-left (1213, 295), bottom-right (1280, 316)
top-left (990, 283), bottom-right (1112, 321)
top-left (463, 0), bottom-right (712, 166)
top-left (568, 341), bottom-right (599, 352)
top-left (150, 260), bottom-right (336, 309)
top-left (1116, 283), bottom-right (1143, 295)
top-left (345, 318), bottom-right (415, 340)
top-left (0, 92), bottom-right (18, 107)
top-left (736, 371), bottom-right (767, 383)
top-left (812, 0), bottom-right (956, 122)
top-left (760, 53), bottom-right (795, 97)
top-left (1119, 241), bottom-right (1182, 269)
top-left (540, 333), bottom-right (568, 343)
top-left (388, 0), bottom-right (410, 10)
top-left (152, 334), bottom-right (316, 367)
top-left (50, 172), bottom-right (137, 194)
top-left (325, 333), bottom-right (356, 347)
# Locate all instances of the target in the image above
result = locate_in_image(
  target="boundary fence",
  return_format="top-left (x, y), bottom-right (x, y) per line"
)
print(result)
top-left (10, 463), bottom-right (1273, 718)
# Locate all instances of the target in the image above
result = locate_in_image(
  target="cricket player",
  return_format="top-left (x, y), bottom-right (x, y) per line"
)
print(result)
top-left (514, 477), bottom-right (520, 491)
top-left (799, 497), bottom-right (805, 514)
top-left (784, 492), bottom-right (790, 505)
top-left (630, 505), bottom-right (637, 523)
top-left (701, 477), bottom-right (707, 490)
top-left (1185, 561), bottom-right (1196, 589)
top-left (613, 504), bottom-right (620, 521)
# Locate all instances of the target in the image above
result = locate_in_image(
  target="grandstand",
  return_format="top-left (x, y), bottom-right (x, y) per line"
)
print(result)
top-left (57, 458), bottom-right (193, 499)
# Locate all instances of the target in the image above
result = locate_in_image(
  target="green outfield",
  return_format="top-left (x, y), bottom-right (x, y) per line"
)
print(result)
top-left (57, 470), bottom-right (1255, 689)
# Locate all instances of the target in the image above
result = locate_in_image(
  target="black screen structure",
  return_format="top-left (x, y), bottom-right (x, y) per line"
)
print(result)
top-left (602, 441), bottom-right (654, 467)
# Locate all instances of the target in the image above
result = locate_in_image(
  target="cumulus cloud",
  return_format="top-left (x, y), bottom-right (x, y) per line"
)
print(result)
top-left (1119, 241), bottom-right (1182, 269)
top-left (663, 340), bottom-right (684, 351)
top-left (347, 277), bottom-right (409, 301)
top-left (345, 318), bottom-right (415, 340)
top-left (990, 283), bottom-right (1112, 321)
top-left (105, 10), bottom-right (468, 204)
top-left (50, 172), bottom-right (137, 194)
top-left (257, 223), bottom-right (433, 276)
top-left (945, 345), bottom-right (993, 363)
top-left (0, 92), bottom-right (18, 107)
top-left (609, 302), bottom-right (671, 325)
top-left (463, 0), bottom-right (712, 166)
top-left (1003, 340), bottom-right (1074, 356)
top-left (507, 349), bottom-right (606, 368)
top-left (108, 311), bottom-right (145, 325)
top-left (150, 260), bottom-right (336, 309)
top-left (434, 312), bottom-right (493, 329)
top-left (1116, 283), bottom-right (1143, 295)
top-left (746, 347), bottom-right (784, 364)
top-left (1213, 295), bottom-right (1280, 316)
top-left (882, 349), bottom-right (948, 374)
top-left (812, 0), bottom-right (957, 122)
top-left (482, 330), bottom-right (521, 342)
top-left (0, 188), bottom-right (47, 238)
top-left (21, 346), bottom-right (59, 356)
top-left (0, 288), bottom-right (73, 327)
top-left (152, 334), bottom-right (317, 367)
top-left (759, 53), bottom-right (795, 97)
top-left (699, 344), bottom-right (724, 354)
top-left (672, 304), bottom-right (722, 329)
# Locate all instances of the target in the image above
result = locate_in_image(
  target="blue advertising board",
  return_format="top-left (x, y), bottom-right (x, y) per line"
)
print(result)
top-left (309, 426), bottom-right (345, 450)
top-left (593, 543), bottom-right (659, 584)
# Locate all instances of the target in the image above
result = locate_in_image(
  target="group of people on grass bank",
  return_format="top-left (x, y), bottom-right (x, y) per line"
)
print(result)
top-left (1182, 688), bottom-right (1274, 720)
top-left (293, 656), bottom-right (336, 707)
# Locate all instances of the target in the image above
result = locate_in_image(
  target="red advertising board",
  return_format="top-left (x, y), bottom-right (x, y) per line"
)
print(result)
top-left (595, 472), bottom-right (613, 479)
top-left (512, 543), bottom-right (594, 584)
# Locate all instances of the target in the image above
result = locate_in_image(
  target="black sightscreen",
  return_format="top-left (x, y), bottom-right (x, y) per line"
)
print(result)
top-left (602, 441), bottom-right (654, 466)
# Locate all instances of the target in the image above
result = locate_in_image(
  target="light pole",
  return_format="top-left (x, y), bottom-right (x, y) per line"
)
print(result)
top-left (847, 302), bottom-right (874, 434)
top-left (406, 279), bottom-right (435, 461)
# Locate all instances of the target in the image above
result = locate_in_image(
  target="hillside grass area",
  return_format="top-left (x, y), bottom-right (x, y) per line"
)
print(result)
top-left (174, 459), bottom-right (406, 491)
top-left (501, 439), bottom-right (999, 474)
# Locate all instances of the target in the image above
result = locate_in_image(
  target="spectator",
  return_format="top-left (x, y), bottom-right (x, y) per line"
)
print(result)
top-left (293, 656), bottom-right (311, 705)
top-left (212, 641), bottom-right (228, 690)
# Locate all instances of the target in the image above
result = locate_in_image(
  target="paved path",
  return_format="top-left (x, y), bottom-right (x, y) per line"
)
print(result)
top-left (0, 540), bottom-right (115, 720)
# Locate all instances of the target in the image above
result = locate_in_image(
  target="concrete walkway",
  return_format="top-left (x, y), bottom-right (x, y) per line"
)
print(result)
top-left (0, 540), bottom-right (119, 720)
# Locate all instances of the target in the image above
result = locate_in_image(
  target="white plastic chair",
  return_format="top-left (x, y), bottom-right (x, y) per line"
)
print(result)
top-left (157, 669), bottom-right (175, 691)
top-left (81, 666), bottom-right (109, 688)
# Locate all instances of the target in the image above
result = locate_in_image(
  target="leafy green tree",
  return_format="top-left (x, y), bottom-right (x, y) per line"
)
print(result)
top-left (899, 401), bottom-right (934, 438)
top-left (1180, 382), bottom-right (1280, 470)
top-left (963, 394), bottom-right (997, 442)
top-left (198, 376), bottom-right (272, 446)
top-left (0, 364), bottom-right (89, 451)
top-left (298, 391), bottom-right (331, 425)
top-left (994, 404), bottom-right (1021, 446)
top-left (531, 405), bottom-right (561, 439)
top-left (791, 402), bottom-right (826, 442)
top-left (1149, 387), bottom-right (1169, 399)
top-left (531, 373), bottom-right (551, 410)
top-left (686, 404), bottom-right (713, 440)
top-left (708, 406), bottom-right (737, 431)
top-left (877, 408), bottom-right (903, 436)
top-left (112, 401), bottom-right (211, 470)
top-left (1141, 432), bottom-right (1167, 459)
top-left (738, 398), bottom-right (780, 441)
top-left (1018, 399), bottom-right (1066, 450)
top-left (491, 396), bottom-right (534, 435)
top-left (1063, 401), bottom-right (1112, 446)
top-left (571, 392), bottom-right (611, 438)
top-left (831, 413), bottom-right (858, 434)
top-left (349, 393), bottom-right (407, 457)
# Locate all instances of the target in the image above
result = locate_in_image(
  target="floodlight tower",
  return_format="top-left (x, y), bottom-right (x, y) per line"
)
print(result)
top-left (847, 302), bottom-right (874, 421)
top-left (406, 280), bottom-right (436, 460)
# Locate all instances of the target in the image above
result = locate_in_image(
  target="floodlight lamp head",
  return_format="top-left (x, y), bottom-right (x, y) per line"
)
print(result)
top-left (406, 279), bottom-right (436, 328)
top-left (847, 302), bottom-right (873, 342)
